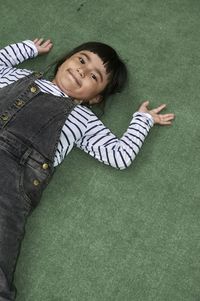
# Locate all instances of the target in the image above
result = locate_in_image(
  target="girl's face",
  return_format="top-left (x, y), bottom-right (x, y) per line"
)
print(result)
top-left (52, 51), bottom-right (109, 104)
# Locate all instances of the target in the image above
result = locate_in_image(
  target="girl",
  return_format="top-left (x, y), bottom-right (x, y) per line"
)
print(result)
top-left (0, 38), bottom-right (174, 300)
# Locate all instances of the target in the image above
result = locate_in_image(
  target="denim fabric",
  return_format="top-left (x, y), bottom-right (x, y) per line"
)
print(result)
top-left (0, 73), bottom-right (76, 300)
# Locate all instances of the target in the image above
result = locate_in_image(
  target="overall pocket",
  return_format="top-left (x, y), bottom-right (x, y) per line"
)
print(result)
top-left (19, 156), bottom-right (54, 209)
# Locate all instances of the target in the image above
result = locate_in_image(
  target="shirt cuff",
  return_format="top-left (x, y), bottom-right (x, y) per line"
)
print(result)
top-left (23, 40), bottom-right (38, 57)
top-left (133, 111), bottom-right (154, 127)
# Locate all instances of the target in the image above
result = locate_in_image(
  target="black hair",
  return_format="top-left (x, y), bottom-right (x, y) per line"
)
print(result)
top-left (46, 42), bottom-right (128, 116)
top-left (53, 42), bottom-right (128, 100)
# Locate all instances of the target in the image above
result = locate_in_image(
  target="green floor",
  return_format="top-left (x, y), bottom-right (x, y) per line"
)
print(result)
top-left (1, 0), bottom-right (200, 300)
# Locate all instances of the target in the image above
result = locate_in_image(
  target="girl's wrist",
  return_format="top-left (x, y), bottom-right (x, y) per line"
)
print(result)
top-left (134, 111), bottom-right (154, 126)
top-left (23, 40), bottom-right (38, 57)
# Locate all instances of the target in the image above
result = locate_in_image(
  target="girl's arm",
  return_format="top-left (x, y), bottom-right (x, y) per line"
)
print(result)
top-left (76, 110), bottom-right (153, 170)
top-left (0, 38), bottom-right (52, 69)
top-left (0, 38), bottom-right (53, 87)
top-left (76, 102), bottom-right (174, 170)
top-left (0, 40), bottom-right (38, 70)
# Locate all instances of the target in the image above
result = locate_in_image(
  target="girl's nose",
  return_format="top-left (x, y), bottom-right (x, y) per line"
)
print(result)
top-left (77, 68), bottom-right (85, 78)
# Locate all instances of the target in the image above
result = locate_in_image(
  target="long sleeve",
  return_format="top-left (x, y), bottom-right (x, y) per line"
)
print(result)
top-left (76, 110), bottom-right (154, 170)
top-left (0, 40), bottom-right (38, 69)
top-left (0, 40), bottom-right (38, 88)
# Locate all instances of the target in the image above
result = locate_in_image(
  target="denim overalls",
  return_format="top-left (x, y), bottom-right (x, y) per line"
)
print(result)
top-left (0, 72), bottom-right (76, 300)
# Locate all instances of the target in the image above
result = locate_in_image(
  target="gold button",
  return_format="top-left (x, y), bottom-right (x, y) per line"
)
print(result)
top-left (1, 114), bottom-right (9, 121)
top-left (15, 99), bottom-right (25, 107)
top-left (33, 179), bottom-right (40, 186)
top-left (42, 163), bottom-right (49, 170)
top-left (30, 86), bottom-right (37, 93)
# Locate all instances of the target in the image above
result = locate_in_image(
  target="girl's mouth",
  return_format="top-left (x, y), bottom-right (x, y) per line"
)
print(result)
top-left (68, 69), bottom-right (81, 87)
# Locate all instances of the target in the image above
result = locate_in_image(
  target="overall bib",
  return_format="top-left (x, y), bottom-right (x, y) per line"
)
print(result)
top-left (0, 73), bottom-right (76, 300)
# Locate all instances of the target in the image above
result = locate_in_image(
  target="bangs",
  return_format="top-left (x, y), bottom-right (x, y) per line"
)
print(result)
top-left (69, 42), bottom-right (119, 76)
top-left (51, 41), bottom-right (127, 100)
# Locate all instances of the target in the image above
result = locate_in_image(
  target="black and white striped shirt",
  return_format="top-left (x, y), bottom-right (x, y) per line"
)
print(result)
top-left (0, 40), bottom-right (154, 170)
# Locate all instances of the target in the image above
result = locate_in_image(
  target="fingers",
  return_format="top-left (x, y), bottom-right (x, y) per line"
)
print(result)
top-left (138, 100), bottom-right (150, 113)
top-left (162, 114), bottom-right (175, 121)
top-left (160, 121), bottom-right (172, 125)
top-left (33, 38), bottom-right (52, 47)
top-left (159, 114), bottom-right (175, 120)
top-left (142, 100), bottom-right (150, 107)
top-left (33, 38), bottom-right (44, 45)
top-left (41, 39), bottom-right (52, 48)
top-left (152, 104), bottom-right (167, 114)
top-left (33, 38), bottom-right (53, 54)
top-left (139, 101), bottom-right (167, 114)
top-left (158, 113), bottom-right (175, 126)
top-left (139, 100), bottom-right (150, 109)
top-left (137, 100), bottom-right (175, 126)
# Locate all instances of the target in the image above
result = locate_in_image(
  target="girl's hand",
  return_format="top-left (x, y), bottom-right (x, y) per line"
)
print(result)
top-left (138, 101), bottom-right (175, 125)
top-left (33, 38), bottom-right (53, 55)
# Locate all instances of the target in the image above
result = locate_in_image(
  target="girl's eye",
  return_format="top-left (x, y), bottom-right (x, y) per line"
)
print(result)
top-left (91, 74), bottom-right (97, 81)
top-left (79, 57), bottom-right (85, 64)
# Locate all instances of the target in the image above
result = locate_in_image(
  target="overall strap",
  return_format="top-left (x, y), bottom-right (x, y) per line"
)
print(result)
top-left (0, 71), bottom-right (76, 162)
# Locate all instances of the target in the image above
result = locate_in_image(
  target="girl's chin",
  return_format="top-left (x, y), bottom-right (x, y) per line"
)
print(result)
top-left (56, 81), bottom-right (86, 100)
top-left (59, 84), bottom-right (75, 97)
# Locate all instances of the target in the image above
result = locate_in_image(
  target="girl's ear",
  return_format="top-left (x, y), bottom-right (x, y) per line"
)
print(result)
top-left (88, 95), bottom-right (102, 105)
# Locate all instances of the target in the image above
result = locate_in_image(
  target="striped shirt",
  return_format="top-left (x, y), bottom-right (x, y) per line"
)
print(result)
top-left (0, 40), bottom-right (154, 170)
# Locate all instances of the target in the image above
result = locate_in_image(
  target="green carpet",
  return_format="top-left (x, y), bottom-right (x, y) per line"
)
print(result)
top-left (1, 0), bottom-right (200, 300)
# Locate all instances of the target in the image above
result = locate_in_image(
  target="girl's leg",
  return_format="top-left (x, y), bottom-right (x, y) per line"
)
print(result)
top-left (0, 150), bottom-right (30, 301)
top-left (0, 200), bottom-right (28, 300)
top-left (0, 269), bottom-right (16, 301)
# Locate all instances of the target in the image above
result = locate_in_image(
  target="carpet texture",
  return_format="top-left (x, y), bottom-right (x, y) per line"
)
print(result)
top-left (0, 0), bottom-right (200, 300)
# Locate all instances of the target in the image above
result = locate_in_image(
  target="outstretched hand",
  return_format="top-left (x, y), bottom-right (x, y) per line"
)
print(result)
top-left (138, 101), bottom-right (175, 125)
top-left (33, 38), bottom-right (53, 54)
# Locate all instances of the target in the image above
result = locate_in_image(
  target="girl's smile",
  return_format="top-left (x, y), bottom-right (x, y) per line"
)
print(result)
top-left (52, 51), bottom-right (109, 104)
top-left (67, 68), bottom-right (81, 87)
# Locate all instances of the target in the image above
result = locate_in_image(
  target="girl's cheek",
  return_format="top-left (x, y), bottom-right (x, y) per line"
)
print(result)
top-left (84, 79), bottom-right (92, 87)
